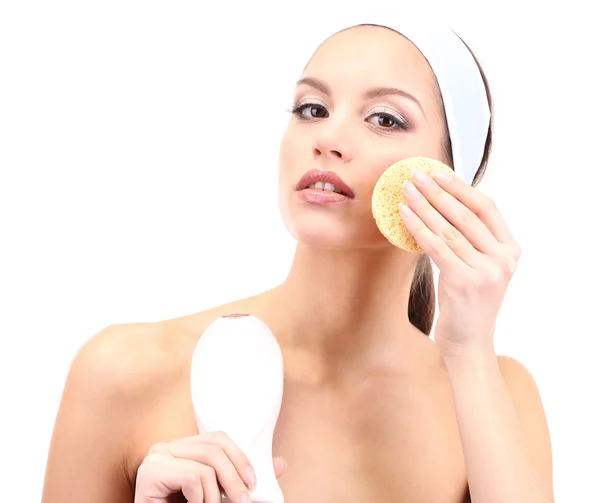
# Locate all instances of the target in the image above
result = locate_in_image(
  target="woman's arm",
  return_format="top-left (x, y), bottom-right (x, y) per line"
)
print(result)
top-left (444, 350), bottom-right (554, 503)
top-left (41, 323), bottom-right (185, 503)
top-left (399, 166), bottom-right (554, 501)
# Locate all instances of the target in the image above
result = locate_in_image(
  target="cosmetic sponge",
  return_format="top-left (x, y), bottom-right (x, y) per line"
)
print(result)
top-left (371, 157), bottom-right (454, 253)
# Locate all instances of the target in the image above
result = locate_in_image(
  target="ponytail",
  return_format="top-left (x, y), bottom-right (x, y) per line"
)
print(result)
top-left (408, 255), bottom-right (436, 335)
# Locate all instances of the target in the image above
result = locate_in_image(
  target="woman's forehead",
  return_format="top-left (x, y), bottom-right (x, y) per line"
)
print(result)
top-left (302, 25), bottom-right (436, 99)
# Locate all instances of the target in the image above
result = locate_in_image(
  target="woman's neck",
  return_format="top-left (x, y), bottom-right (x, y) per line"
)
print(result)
top-left (266, 242), bottom-right (430, 381)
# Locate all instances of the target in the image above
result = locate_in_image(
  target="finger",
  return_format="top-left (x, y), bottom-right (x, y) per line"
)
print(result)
top-left (431, 170), bottom-right (517, 245)
top-left (204, 431), bottom-right (256, 489)
top-left (410, 170), bottom-right (500, 255)
top-left (403, 180), bottom-right (484, 267)
top-left (151, 441), bottom-right (250, 503)
top-left (273, 456), bottom-right (288, 478)
top-left (196, 464), bottom-right (222, 503)
top-left (399, 202), bottom-right (472, 275)
top-left (179, 464), bottom-right (205, 503)
top-left (139, 453), bottom-right (205, 502)
top-left (170, 432), bottom-right (256, 489)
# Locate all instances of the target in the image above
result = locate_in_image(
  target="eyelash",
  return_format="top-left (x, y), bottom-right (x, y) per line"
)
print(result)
top-left (288, 102), bottom-right (410, 131)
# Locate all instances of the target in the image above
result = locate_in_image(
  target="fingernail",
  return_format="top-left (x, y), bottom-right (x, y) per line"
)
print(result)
top-left (412, 169), bottom-right (431, 186)
top-left (399, 203), bottom-right (415, 219)
top-left (240, 493), bottom-right (252, 503)
top-left (433, 170), bottom-right (454, 184)
top-left (245, 466), bottom-right (257, 488)
top-left (402, 180), bottom-right (419, 198)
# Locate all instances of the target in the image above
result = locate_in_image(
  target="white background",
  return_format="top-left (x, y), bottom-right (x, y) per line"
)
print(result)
top-left (1, 1), bottom-right (599, 501)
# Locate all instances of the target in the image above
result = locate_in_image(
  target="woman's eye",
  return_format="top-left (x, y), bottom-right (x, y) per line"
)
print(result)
top-left (372, 115), bottom-right (395, 128)
top-left (297, 104), bottom-right (327, 118)
top-left (290, 103), bottom-right (409, 131)
top-left (366, 112), bottom-right (408, 130)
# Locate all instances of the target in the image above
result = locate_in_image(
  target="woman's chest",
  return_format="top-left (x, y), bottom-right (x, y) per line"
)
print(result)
top-left (271, 378), bottom-right (470, 503)
top-left (139, 367), bottom-right (470, 502)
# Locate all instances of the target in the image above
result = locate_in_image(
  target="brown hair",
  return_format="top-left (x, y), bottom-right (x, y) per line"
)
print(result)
top-left (409, 41), bottom-right (493, 335)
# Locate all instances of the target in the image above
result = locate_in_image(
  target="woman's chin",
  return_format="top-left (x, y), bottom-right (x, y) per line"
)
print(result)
top-left (279, 198), bottom-right (388, 250)
top-left (283, 218), bottom-right (382, 250)
top-left (294, 231), bottom-right (355, 250)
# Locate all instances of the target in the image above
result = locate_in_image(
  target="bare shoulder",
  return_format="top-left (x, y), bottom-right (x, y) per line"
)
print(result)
top-left (496, 355), bottom-right (549, 428)
top-left (71, 321), bottom-right (192, 402)
top-left (496, 355), bottom-right (547, 410)
top-left (497, 355), bottom-right (554, 494)
top-left (42, 321), bottom-right (190, 502)
top-left (497, 355), bottom-right (538, 389)
top-left (42, 295), bottom-right (266, 503)
top-left (69, 292), bottom-right (268, 401)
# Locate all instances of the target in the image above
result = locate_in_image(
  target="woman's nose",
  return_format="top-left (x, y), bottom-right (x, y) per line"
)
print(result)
top-left (312, 124), bottom-right (355, 162)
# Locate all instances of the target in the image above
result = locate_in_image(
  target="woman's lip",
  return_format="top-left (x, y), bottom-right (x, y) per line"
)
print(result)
top-left (297, 188), bottom-right (354, 205)
top-left (295, 169), bottom-right (355, 198)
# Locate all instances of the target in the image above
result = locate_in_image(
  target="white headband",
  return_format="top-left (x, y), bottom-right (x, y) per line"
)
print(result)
top-left (321, 18), bottom-right (491, 186)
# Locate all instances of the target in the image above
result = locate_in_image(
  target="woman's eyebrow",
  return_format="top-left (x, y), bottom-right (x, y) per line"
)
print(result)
top-left (296, 76), bottom-right (424, 116)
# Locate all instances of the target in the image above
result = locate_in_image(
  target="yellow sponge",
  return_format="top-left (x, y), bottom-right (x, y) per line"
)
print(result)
top-left (371, 157), bottom-right (454, 253)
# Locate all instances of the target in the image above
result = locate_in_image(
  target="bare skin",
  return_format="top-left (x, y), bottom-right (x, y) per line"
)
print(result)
top-left (42, 25), bottom-right (552, 503)
top-left (43, 292), bottom-right (475, 502)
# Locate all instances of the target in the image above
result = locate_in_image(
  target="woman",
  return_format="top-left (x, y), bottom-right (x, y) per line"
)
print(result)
top-left (42, 21), bottom-right (554, 503)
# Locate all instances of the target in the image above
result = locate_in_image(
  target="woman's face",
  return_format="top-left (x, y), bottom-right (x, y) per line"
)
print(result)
top-left (278, 25), bottom-right (449, 250)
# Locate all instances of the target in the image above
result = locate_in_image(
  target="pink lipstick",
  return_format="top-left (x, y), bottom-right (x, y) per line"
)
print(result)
top-left (295, 170), bottom-right (355, 205)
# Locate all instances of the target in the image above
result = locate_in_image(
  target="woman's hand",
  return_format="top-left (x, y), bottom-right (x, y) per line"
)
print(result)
top-left (134, 431), bottom-right (287, 503)
top-left (400, 168), bottom-right (521, 358)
